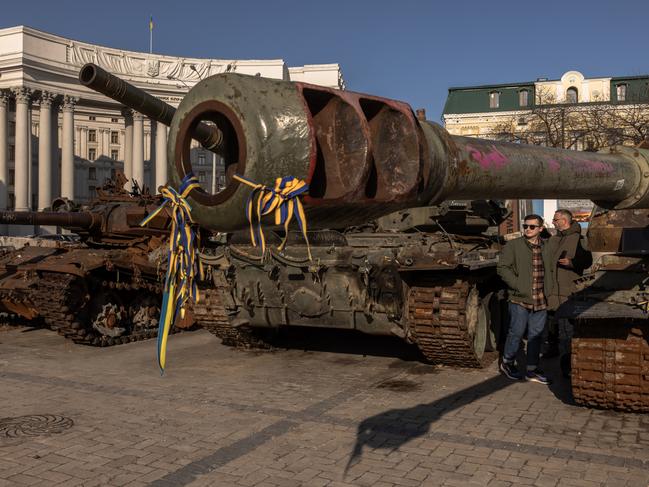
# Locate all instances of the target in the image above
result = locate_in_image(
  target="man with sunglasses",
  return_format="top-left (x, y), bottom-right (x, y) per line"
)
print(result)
top-left (497, 214), bottom-right (555, 384)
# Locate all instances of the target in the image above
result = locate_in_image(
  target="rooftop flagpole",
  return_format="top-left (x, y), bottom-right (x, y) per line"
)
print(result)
top-left (149, 16), bottom-right (153, 54)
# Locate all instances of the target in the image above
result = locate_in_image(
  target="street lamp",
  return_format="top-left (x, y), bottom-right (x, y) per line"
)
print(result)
top-left (166, 74), bottom-right (190, 90)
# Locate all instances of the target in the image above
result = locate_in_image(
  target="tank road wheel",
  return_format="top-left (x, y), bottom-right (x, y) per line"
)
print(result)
top-left (483, 290), bottom-right (507, 353)
top-left (572, 319), bottom-right (649, 412)
top-left (87, 290), bottom-right (127, 339)
top-left (129, 294), bottom-right (160, 333)
top-left (408, 280), bottom-right (489, 367)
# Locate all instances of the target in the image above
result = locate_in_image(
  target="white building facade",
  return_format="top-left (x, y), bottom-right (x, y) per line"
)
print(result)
top-left (0, 25), bottom-right (344, 223)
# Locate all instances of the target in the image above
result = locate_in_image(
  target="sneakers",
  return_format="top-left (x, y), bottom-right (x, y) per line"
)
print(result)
top-left (525, 368), bottom-right (551, 385)
top-left (500, 361), bottom-right (523, 380)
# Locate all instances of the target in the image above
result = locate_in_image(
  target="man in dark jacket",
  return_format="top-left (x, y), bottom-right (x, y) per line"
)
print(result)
top-left (548, 209), bottom-right (592, 377)
top-left (497, 214), bottom-right (555, 384)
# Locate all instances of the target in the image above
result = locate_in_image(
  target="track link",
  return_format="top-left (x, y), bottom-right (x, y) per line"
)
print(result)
top-left (408, 280), bottom-right (486, 367)
top-left (572, 320), bottom-right (649, 412)
top-left (193, 285), bottom-right (272, 349)
top-left (29, 272), bottom-right (162, 346)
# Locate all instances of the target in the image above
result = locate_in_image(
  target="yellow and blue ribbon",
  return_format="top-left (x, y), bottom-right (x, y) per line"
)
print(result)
top-left (140, 173), bottom-right (203, 373)
top-left (233, 174), bottom-right (312, 260)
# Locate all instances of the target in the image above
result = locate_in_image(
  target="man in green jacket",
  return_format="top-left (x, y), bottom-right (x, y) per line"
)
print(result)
top-left (497, 214), bottom-right (555, 384)
top-left (547, 209), bottom-right (592, 377)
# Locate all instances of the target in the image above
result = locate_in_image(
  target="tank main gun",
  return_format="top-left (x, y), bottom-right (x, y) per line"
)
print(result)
top-left (0, 210), bottom-right (101, 231)
top-left (78, 63), bottom-right (223, 152)
top-left (80, 63), bottom-right (649, 232)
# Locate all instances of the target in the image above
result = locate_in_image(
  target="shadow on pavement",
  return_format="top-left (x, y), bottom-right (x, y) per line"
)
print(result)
top-left (265, 326), bottom-right (425, 362)
top-left (345, 374), bottom-right (514, 474)
top-left (542, 356), bottom-right (576, 407)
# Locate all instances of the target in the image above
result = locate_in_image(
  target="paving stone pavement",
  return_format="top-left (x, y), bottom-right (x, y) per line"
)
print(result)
top-left (0, 326), bottom-right (648, 487)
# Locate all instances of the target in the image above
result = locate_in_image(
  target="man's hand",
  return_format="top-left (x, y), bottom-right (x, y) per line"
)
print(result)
top-left (558, 258), bottom-right (572, 267)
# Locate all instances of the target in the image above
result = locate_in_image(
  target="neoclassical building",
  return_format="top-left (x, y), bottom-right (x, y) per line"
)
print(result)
top-left (0, 25), bottom-right (344, 222)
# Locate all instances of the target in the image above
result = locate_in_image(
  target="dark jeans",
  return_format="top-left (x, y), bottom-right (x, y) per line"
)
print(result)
top-left (503, 303), bottom-right (547, 369)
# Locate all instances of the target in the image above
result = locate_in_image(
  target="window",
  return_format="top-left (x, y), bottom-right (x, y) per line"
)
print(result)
top-left (89, 185), bottom-right (96, 196)
top-left (111, 131), bottom-right (119, 144)
top-left (111, 118), bottom-right (118, 123)
top-left (88, 129), bottom-right (97, 143)
top-left (616, 84), bottom-right (627, 102)
top-left (198, 171), bottom-right (206, 182)
top-left (8, 194), bottom-right (14, 210)
top-left (8, 170), bottom-right (14, 186)
top-left (198, 154), bottom-right (206, 165)
top-left (111, 149), bottom-right (119, 160)
top-left (89, 116), bottom-right (96, 121)
top-left (518, 90), bottom-right (529, 107)
top-left (489, 91), bottom-right (500, 109)
top-left (8, 121), bottom-right (15, 137)
top-left (88, 167), bottom-right (96, 180)
top-left (566, 87), bottom-right (578, 104)
top-left (8, 145), bottom-right (14, 161)
top-left (88, 148), bottom-right (96, 160)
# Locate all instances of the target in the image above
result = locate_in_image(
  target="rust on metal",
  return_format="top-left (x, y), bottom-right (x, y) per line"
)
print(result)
top-left (0, 176), bottom-right (174, 346)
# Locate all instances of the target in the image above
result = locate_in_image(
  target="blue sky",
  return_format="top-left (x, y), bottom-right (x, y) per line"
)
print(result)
top-left (4, 0), bottom-right (649, 120)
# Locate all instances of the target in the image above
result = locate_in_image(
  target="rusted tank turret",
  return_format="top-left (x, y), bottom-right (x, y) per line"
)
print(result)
top-left (0, 175), bottom-right (184, 346)
top-left (80, 62), bottom-right (649, 232)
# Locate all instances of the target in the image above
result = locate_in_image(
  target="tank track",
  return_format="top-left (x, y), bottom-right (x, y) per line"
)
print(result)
top-left (193, 286), bottom-right (272, 349)
top-left (29, 272), bottom-right (163, 346)
top-left (572, 320), bottom-right (649, 412)
top-left (408, 279), bottom-right (485, 368)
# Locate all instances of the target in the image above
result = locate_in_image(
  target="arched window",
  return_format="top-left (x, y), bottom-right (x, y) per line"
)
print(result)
top-left (518, 89), bottom-right (529, 107)
top-left (489, 91), bottom-right (500, 109)
top-left (566, 87), bottom-right (578, 104)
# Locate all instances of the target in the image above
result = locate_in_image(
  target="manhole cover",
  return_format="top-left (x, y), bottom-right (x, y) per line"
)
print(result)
top-left (375, 379), bottom-right (421, 392)
top-left (0, 415), bottom-right (73, 438)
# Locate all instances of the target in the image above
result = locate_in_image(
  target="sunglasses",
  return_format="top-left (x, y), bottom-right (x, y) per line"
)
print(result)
top-left (522, 224), bottom-right (539, 230)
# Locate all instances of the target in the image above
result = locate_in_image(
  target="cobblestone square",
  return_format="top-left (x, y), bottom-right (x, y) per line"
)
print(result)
top-left (1, 326), bottom-right (647, 486)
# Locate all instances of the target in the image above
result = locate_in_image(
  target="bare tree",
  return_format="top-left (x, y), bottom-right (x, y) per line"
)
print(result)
top-left (489, 86), bottom-right (649, 151)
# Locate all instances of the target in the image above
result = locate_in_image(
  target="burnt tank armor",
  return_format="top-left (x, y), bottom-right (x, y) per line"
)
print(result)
top-left (0, 175), bottom-right (185, 346)
top-left (559, 206), bottom-right (649, 412)
top-left (197, 201), bottom-right (508, 366)
top-left (80, 64), bottom-right (649, 408)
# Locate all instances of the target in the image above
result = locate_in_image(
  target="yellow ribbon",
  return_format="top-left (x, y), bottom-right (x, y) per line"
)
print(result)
top-left (233, 174), bottom-right (312, 260)
top-left (140, 173), bottom-right (203, 373)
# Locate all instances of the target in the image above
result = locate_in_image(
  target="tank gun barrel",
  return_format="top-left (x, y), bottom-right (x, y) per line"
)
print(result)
top-left (0, 211), bottom-right (102, 230)
top-left (79, 66), bottom-right (649, 232)
top-left (78, 63), bottom-right (223, 151)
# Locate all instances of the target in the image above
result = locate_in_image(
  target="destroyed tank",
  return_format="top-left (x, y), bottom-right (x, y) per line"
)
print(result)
top-left (558, 197), bottom-right (649, 412)
top-left (0, 175), bottom-right (183, 346)
top-left (80, 64), bottom-right (649, 380)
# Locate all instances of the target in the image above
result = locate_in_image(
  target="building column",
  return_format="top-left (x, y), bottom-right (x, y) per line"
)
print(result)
top-left (12, 87), bottom-right (31, 212)
top-left (0, 91), bottom-right (9, 215)
top-left (38, 92), bottom-right (54, 211)
top-left (51, 100), bottom-right (61, 200)
top-left (79, 126), bottom-right (87, 160)
top-left (132, 112), bottom-right (144, 191)
top-left (155, 121), bottom-right (167, 191)
top-left (122, 108), bottom-right (133, 188)
top-left (102, 128), bottom-right (110, 159)
top-left (61, 95), bottom-right (77, 200)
